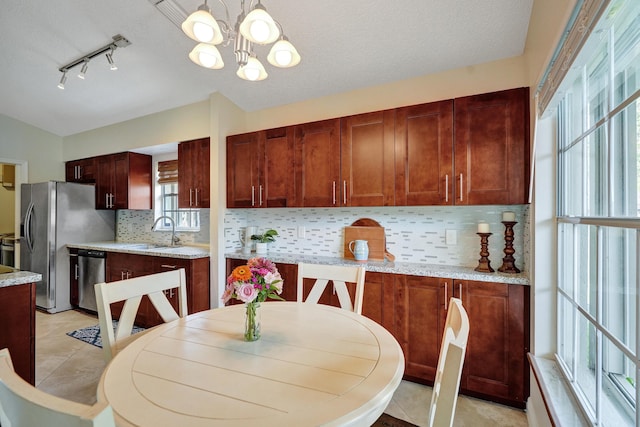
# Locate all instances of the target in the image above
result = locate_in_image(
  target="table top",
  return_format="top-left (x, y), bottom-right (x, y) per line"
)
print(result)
top-left (98, 301), bottom-right (405, 427)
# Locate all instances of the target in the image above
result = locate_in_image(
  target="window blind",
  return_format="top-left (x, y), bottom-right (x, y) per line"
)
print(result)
top-left (157, 160), bottom-right (178, 184)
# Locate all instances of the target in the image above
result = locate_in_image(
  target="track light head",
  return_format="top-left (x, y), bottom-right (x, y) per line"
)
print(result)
top-left (106, 50), bottom-right (118, 71)
top-left (78, 60), bottom-right (89, 79)
top-left (57, 71), bottom-right (67, 89)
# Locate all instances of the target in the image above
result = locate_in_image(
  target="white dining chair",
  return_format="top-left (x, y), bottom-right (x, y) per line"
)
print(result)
top-left (296, 262), bottom-right (366, 314)
top-left (427, 297), bottom-right (470, 427)
top-left (0, 348), bottom-right (116, 427)
top-left (94, 268), bottom-right (187, 363)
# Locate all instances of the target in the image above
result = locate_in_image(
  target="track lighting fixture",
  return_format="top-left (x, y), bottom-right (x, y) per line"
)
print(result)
top-left (56, 34), bottom-right (130, 89)
top-left (151, 0), bottom-right (301, 81)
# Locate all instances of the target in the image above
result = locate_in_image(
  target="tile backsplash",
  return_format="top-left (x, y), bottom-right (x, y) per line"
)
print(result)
top-left (225, 205), bottom-right (530, 271)
top-left (116, 209), bottom-right (210, 245)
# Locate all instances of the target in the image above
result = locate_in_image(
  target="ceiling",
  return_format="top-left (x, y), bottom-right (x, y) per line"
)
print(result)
top-left (0, 0), bottom-right (534, 137)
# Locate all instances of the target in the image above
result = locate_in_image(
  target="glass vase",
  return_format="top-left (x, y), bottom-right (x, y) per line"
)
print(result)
top-left (244, 301), bottom-right (261, 341)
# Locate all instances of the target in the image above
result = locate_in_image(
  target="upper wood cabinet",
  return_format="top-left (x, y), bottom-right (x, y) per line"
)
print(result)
top-left (454, 87), bottom-right (530, 205)
top-left (226, 87), bottom-right (530, 208)
top-left (263, 127), bottom-right (295, 207)
top-left (178, 137), bottom-right (210, 208)
top-left (95, 152), bottom-right (152, 210)
top-left (227, 132), bottom-right (261, 208)
top-left (341, 110), bottom-right (396, 206)
top-left (65, 157), bottom-right (96, 183)
top-left (294, 119), bottom-right (341, 207)
top-left (395, 100), bottom-right (454, 205)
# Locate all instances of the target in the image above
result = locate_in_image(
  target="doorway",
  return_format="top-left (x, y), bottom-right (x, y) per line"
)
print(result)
top-left (0, 158), bottom-right (28, 267)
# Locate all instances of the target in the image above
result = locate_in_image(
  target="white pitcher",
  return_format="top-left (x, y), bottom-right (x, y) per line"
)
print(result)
top-left (349, 239), bottom-right (369, 261)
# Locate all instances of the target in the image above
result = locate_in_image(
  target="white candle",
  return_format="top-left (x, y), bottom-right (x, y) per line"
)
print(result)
top-left (502, 211), bottom-right (516, 222)
top-left (478, 222), bottom-right (489, 233)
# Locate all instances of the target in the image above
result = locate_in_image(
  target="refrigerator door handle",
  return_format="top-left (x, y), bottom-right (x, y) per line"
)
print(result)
top-left (24, 202), bottom-right (35, 252)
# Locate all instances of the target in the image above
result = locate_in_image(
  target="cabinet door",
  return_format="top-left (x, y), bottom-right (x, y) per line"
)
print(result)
top-left (360, 271), bottom-right (396, 337)
top-left (0, 283), bottom-right (35, 384)
top-left (112, 153), bottom-right (129, 210)
top-left (341, 110), bottom-right (395, 206)
top-left (453, 87), bottom-right (530, 205)
top-left (106, 252), bottom-right (154, 326)
top-left (263, 127), bottom-right (295, 207)
top-left (396, 275), bottom-right (449, 382)
top-left (65, 158), bottom-right (96, 183)
top-left (193, 138), bottom-right (210, 208)
top-left (395, 100), bottom-right (454, 205)
top-left (95, 155), bottom-right (114, 209)
top-left (69, 250), bottom-right (79, 306)
top-left (227, 132), bottom-right (262, 208)
top-left (179, 138), bottom-right (210, 208)
top-left (294, 119), bottom-right (341, 207)
top-left (454, 279), bottom-right (529, 407)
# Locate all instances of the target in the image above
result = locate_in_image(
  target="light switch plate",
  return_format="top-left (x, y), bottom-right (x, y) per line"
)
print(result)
top-left (445, 229), bottom-right (457, 245)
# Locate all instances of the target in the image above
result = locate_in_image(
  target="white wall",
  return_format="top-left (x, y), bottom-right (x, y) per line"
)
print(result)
top-left (0, 114), bottom-right (64, 182)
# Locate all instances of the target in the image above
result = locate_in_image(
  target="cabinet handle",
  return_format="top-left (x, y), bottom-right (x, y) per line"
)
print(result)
top-left (189, 188), bottom-right (193, 206)
top-left (459, 173), bottom-right (463, 202)
top-left (343, 181), bottom-right (347, 205)
top-left (259, 185), bottom-right (263, 206)
top-left (75, 263), bottom-right (79, 280)
top-left (121, 271), bottom-right (125, 280)
top-left (458, 283), bottom-right (462, 303)
top-left (445, 174), bottom-right (449, 203)
top-left (195, 188), bottom-right (199, 206)
top-left (332, 181), bottom-right (336, 205)
top-left (106, 194), bottom-right (110, 208)
top-left (251, 186), bottom-right (255, 207)
top-left (160, 264), bottom-right (177, 269)
top-left (78, 165), bottom-right (83, 179)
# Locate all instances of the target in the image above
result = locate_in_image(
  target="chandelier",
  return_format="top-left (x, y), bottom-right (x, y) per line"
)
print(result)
top-left (180, 0), bottom-right (301, 81)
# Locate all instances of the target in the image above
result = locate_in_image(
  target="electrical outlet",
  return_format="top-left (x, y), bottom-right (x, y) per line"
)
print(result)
top-left (445, 229), bottom-right (457, 245)
top-left (298, 226), bottom-right (305, 239)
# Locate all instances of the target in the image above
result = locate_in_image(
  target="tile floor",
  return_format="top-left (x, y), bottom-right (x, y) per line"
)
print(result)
top-left (35, 309), bottom-right (529, 426)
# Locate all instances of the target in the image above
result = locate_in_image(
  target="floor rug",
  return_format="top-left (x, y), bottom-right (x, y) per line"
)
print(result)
top-left (372, 413), bottom-right (419, 427)
top-left (66, 321), bottom-right (145, 348)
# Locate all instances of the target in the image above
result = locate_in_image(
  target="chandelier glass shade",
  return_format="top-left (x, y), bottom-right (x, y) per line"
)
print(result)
top-left (181, 0), bottom-right (300, 81)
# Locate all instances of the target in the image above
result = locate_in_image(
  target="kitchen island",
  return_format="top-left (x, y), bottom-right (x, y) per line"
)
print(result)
top-left (0, 268), bottom-right (41, 385)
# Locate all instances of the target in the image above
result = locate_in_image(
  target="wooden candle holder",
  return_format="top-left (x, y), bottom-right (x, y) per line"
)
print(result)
top-left (498, 221), bottom-right (521, 273)
top-left (474, 232), bottom-right (494, 273)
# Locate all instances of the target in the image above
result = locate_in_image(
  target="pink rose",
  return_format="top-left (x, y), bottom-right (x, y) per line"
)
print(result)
top-left (236, 283), bottom-right (257, 303)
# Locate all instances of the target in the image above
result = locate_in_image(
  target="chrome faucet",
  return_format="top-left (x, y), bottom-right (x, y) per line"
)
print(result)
top-left (151, 216), bottom-right (180, 246)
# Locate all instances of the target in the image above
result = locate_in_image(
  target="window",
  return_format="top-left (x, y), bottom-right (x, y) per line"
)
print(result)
top-left (555, 1), bottom-right (640, 425)
top-left (156, 160), bottom-right (199, 231)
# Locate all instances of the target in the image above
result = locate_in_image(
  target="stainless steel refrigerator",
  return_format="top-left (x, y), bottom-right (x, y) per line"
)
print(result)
top-left (20, 181), bottom-right (115, 313)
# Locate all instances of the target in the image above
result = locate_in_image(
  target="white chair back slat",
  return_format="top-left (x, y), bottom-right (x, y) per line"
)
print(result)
top-left (94, 269), bottom-right (188, 363)
top-left (427, 297), bottom-right (470, 427)
top-left (296, 263), bottom-right (366, 314)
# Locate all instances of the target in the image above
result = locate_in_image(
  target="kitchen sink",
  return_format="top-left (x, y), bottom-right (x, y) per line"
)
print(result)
top-left (128, 243), bottom-right (178, 250)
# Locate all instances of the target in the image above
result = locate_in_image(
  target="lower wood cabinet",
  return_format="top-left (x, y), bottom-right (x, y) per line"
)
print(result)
top-left (106, 252), bottom-right (210, 328)
top-left (225, 257), bottom-right (529, 407)
top-left (0, 283), bottom-right (36, 384)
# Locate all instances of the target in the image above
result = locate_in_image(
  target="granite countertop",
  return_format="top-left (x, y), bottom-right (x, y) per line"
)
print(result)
top-left (225, 251), bottom-right (529, 285)
top-left (0, 270), bottom-right (42, 288)
top-left (67, 241), bottom-right (210, 259)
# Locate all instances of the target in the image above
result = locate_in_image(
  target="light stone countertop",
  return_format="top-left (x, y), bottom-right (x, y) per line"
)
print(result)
top-left (225, 251), bottom-right (529, 285)
top-left (0, 270), bottom-right (42, 288)
top-left (67, 241), bottom-right (210, 259)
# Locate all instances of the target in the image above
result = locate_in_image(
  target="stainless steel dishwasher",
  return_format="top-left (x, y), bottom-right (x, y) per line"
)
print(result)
top-left (77, 249), bottom-right (107, 312)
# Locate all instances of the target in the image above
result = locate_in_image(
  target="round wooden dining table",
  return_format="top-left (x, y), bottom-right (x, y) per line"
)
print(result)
top-left (97, 301), bottom-right (405, 427)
